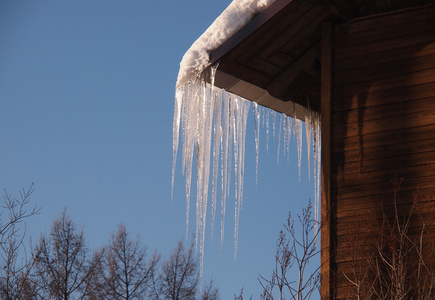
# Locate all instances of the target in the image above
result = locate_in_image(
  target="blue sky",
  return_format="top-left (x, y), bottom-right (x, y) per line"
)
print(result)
top-left (0, 1), bottom-right (317, 298)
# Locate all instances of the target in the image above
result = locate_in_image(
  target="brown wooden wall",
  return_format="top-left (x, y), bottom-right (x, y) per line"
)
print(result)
top-left (330, 5), bottom-right (435, 299)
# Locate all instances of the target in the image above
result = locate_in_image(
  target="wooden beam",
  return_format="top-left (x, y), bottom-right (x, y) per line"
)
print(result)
top-left (267, 43), bottom-right (319, 100)
top-left (308, 0), bottom-right (355, 20)
top-left (320, 21), bottom-right (333, 300)
top-left (328, 0), bottom-right (355, 19)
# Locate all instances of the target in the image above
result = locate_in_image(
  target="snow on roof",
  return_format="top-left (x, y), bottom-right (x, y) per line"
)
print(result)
top-left (176, 0), bottom-right (277, 88)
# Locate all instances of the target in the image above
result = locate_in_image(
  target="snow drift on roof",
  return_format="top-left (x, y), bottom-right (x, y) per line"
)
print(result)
top-left (176, 0), bottom-right (277, 88)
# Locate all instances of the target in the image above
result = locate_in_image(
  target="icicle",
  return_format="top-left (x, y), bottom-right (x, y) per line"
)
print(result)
top-left (312, 112), bottom-right (321, 239)
top-left (295, 118), bottom-right (303, 182)
top-left (316, 115), bottom-right (321, 232)
top-left (283, 116), bottom-right (292, 162)
top-left (195, 78), bottom-right (207, 250)
top-left (282, 116), bottom-right (288, 159)
top-left (182, 81), bottom-right (201, 240)
top-left (172, 88), bottom-right (183, 201)
top-left (232, 97), bottom-right (239, 244)
top-left (201, 79), bottom-right (215, 283)
top-left (276, 113), bottom-right (282, 164)
top-left (233, 96), bottom-right (250, 261)
top-left (227, 99), bottom-right (233, 202)
top-left (262, 106), bottom-right (266, 128)
top-left (292, 104), bottom-right (296, 141)
top-left (211, 89), bottom-right (222, 240)
top-left (287, 117), bottom-right (295, 161)
top-left (265, 108), bottom-right (270, 153)
top-left (220, 91), bottom-right (231, 252)
top-left (271, 110), bottom-right (276, 140)
top-left (305, 102), bottom-right (312, 181)
top-left (252, 102), bottom-right (260, 185)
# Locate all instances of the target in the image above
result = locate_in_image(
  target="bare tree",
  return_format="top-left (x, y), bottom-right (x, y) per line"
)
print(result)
top-left (151, 240), bottom-right (199, 300)
top-left (101, 224), bottom-right (159, 300)
top-left (0, 184), bottom-right (39, 300)
top-left (200, 278), bottom-right (219, 300)
top-left (258, 200), bottom-right (321, 300)
top-left (234, 288), bottom-right (252, 300)
top-left (82, 249), bottom-right (105, 300)
top-left (0, 233), bottom-right (38, 300)
top-left (33, 210), bottom-right (96, 300)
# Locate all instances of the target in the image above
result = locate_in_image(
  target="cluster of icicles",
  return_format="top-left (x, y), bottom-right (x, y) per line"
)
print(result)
top-left (171, 66), bottom-right (321, 280)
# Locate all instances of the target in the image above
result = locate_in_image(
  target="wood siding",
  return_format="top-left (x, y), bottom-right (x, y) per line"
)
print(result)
top-left (330, 5), bottom-right (435, 299)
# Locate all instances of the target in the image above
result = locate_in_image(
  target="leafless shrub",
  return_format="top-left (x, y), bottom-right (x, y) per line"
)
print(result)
top-left (340, 212), bottom-right (378, 300)
top-left (341, 178), bottom-right (435, 299)
top-left (258, 200), bottom-right (321, 300)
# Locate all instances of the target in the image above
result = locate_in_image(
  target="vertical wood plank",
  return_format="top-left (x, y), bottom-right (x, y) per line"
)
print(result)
top-left (320, 21), bottom-right (333, 300)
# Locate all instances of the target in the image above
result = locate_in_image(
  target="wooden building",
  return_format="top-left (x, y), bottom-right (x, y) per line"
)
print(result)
top-left (200, 0), bottom-right (435, 298)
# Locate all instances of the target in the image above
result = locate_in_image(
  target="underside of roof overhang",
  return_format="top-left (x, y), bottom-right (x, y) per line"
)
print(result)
top-left (203, 0), bottom-right (344, 116)
top-left (203, 0), bottom-right (435, 117)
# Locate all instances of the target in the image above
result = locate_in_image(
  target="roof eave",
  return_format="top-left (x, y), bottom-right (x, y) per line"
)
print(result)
top-left (203, 0), bottom-right (341, 118)
top-left (209, 0), bottom-right (295, 66)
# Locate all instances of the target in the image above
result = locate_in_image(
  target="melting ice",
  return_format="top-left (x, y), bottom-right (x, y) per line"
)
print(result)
top-left (172, 66), bottom-right (321, 282)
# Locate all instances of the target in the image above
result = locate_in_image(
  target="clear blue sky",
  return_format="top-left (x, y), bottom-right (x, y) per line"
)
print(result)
top-left (0, 1), bottom-right (317, 299)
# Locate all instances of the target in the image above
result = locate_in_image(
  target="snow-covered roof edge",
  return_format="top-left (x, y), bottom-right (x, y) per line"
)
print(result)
top-left (176, 0), bottom-right (277, 89)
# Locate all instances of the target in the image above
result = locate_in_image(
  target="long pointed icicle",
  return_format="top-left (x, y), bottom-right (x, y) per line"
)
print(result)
top-left (305, 104), bottom-right (312, 181)
top-left (220, 92), bottom-right (231, 252)
top-left (253, 102), bottom-right (260, 185)
top-left (282, 116), bottom-right (288, 159)
top-left (265, 108), bottom-right (270, 153)
top-left (211, 89), bottom-right (222, 240)
top-left (199, 76), bottom-right (216, 282)
top-left (277, 113), bottom-right (282, 164)
top-left (182, 81), bottom-right (200, 240)
top-left (271, 110), bottom-right (276, 141)
top-left (295, 118), bottom-right (303, 182)
top-left (234, 96), bottom-right (250, 261)
top-left (312, 112), bottom-right (321, 238)
top-left (172, 88), bottom-right (183, 201)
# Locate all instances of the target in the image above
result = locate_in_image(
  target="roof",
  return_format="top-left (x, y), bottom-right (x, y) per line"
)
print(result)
top-left (207, 0), bottom-right (337, 115)
top-left (181, 0), bottom-right (435, 117)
